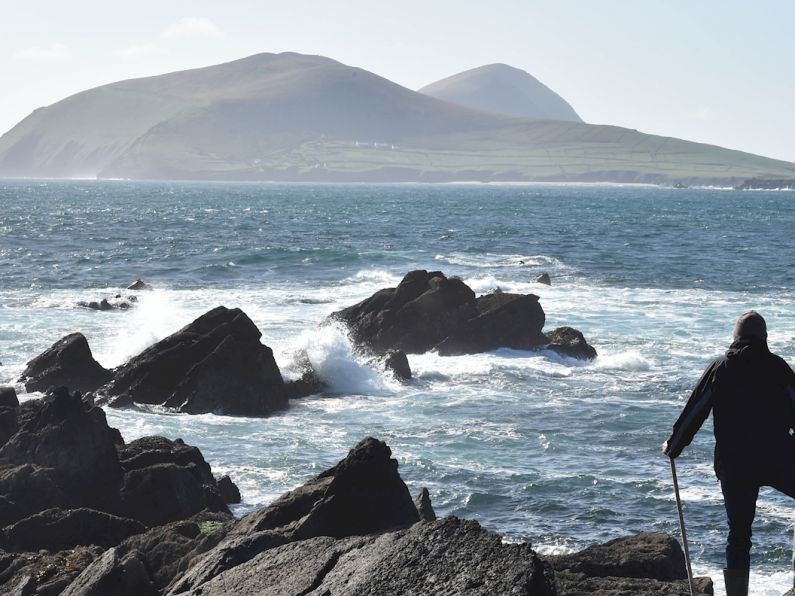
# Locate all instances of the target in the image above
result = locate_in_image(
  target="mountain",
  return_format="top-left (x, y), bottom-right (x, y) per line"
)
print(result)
top-left (418, 63), bottom-right (582, 122)
top-left (1, 52), bottom-right (794, 184)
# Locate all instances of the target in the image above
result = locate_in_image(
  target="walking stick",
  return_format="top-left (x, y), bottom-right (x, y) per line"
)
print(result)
top-left (670, 458), bottom-right (696, 596)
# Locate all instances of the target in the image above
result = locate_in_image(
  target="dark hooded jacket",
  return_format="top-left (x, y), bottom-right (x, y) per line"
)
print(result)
top-left (665, 337), bottom-right (795, 480)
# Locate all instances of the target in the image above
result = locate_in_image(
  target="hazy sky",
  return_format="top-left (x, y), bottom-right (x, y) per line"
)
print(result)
top-left (3, 1), bottom-right (794, 162)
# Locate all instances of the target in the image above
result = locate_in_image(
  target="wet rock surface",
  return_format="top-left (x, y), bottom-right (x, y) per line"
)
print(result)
top-left (96, 306), bottom-right (288, 416)
top-left (545, 326), bottom-right (599, 360)
top-left (18, 333), bottom-right (111, 394)
top-left (331, 269), bottom-right (596, 359)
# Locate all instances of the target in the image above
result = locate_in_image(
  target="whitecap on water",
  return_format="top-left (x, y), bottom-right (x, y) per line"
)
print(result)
top-left (593, 351), bottom-right (653, 372)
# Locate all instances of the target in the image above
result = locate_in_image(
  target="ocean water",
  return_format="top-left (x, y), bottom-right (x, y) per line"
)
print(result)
top-left (2, 180), bottom-right (795, 593)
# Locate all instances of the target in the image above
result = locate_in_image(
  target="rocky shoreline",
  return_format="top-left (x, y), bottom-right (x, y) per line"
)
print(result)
top-left (0, 387), bottom-right (712, 594)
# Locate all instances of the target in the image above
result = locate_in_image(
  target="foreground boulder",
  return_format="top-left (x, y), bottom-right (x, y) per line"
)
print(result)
top-left (0, 388), bottom-right (238, 594)
top-left (233, 437), bottom-right (419, 540)
top-left (331, 270), bottom-right (596, 360)
top-left (18, 333), bottom-right (111, 394)
top-left (0, 388), bottom-right (233, 530)
top-left (171, 517), bottom-right (556, 596)
top-left (549, 532), bottom-right (713, 594)
top-left (60, 512), bottom-right (233, 596)
top-left (0, 386), bottom-right (123, 511)
top-left (96, 306), bottom-right (288, 416)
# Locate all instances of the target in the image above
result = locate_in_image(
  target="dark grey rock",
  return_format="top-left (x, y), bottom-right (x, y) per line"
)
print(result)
top-left (60, 547), bottom-right (157, 596)
top-left (0, 407), bottom-right (18, 449)
top-left (120, 463), bottom-right (227, 527)
top-left (545, 326), bottom-right (598, 360)
top-left (2, 508), bottom-right (146, 553)
top-left (173, 517), bottom-right (556, 595)
top-left (118, 436), bottom-right (216, 485)
top-left (167, 530), bottom-right (288, 593)
top-left (96, 306), bottom-right (288, 416)
top-left (383, 349), bottom-right (411, 381)
top-left (331, 270), bottom-right (595, 360)
top-left (0, 387), bottom-right (123, 509)
top-left (103, 512), bottom-right (233, 592)
top-left (553, 573), bottom-right (713, 595)
top-left (0, 546), bottom-right (102, 596)
top-left (548, 532), bottom-right (687, 581)
top-left (535, 272), bottom-right (552, 285)
top-left (127, 279), bottom-right (152, 291)
top-left (436, 291), bottom-right (547, 355)
top-left (330, 270), bottom-right (478, 354)
top-left (18, 333), bottom-right (111, 394)
top-left (217, 475), bottom-right (241, 504)
top-left (233, 437), bottom-right (419, 540)
top-left (0, 465), bottom-right (67, 526)
top-left (414, 487), bottom-right (436, 521)
top-left (0, 387), bottom-right (18, 408)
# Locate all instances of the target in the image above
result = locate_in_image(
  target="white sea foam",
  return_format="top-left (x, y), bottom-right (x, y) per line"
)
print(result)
top-left (593, 351), bottom-right (653, 372)
top-left (277, 323), bottom-right (396, 395)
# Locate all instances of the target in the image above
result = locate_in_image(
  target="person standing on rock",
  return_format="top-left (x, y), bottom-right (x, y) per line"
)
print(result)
top-left (662, 311), bottom-right (795, 596)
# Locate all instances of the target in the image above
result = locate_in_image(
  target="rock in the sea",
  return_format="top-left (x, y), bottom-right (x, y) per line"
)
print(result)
top-left (535, 272), bottom-right (552, 285)
top-left (19, 333), bottom-right (111, 394)
top-left (436, 291), bottom-right (547, 355)
top-left (97, 306), bottom-right (288, 416)
top-left (331, 269), bottom-right (595, 360)
top-left (282, 350), bottom-right (325, 399)
top-left (545, 326), bottom-right (598, 360)
top-left (1, 507), bottom-right (146, 552)
top-left (233, 437), bottom-right (419, 540)
top-left (170, 517), bottom-right (556, 596)
top-left (414, 487), bottom-right (436, 521)
top-left (330, 270), bottom-right (478, 354)
top-left (217, 475), bottom-right (241, 504)
top-left (383, 349), bottom-right (412, 381)
top-left (78, 296), bottom-right (134, 311)
top-left (127, 279), bottom-right (152, 291)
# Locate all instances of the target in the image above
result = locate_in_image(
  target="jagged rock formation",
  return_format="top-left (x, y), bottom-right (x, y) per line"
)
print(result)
top-left (19, 332), bottom-right (111, 394)
top-left (94, 306), bottom-right (287, 416)
top-left (330, 270), bottom-right (596, 359)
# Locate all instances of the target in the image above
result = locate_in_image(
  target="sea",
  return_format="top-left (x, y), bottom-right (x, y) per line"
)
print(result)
top-left (2, 180), bottom-right (795, 593)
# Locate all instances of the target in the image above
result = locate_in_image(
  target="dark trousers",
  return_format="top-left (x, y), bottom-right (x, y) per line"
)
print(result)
top-left (721, 471), bottom-right (795, 569)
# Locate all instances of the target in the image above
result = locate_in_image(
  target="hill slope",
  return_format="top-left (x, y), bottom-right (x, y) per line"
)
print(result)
top-left (1, 52), bottom-right (794, 184)
top-left (419, 63), bottom-right (583, 122)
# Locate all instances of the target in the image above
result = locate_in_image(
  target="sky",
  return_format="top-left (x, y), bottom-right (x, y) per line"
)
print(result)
top-left (2, 0), bottom-right (794, 162)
